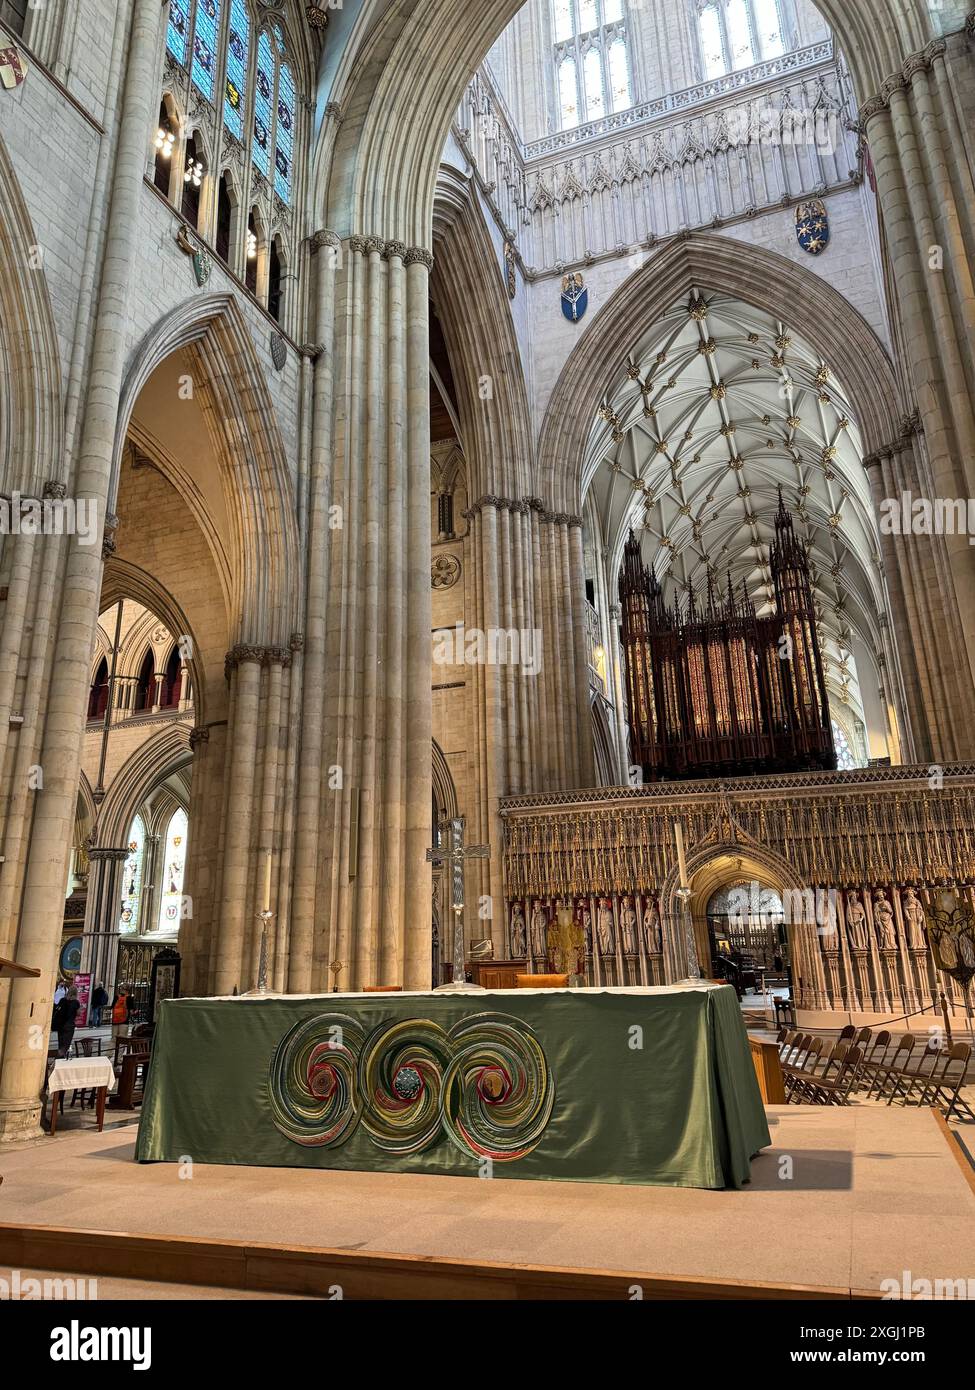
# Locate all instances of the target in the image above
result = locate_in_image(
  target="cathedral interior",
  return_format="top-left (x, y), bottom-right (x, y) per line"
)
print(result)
top-left (1, 0), bottom-right (975, 1316)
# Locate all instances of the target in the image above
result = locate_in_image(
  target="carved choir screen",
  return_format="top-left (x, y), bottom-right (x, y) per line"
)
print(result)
top-left (619, 496), bottom-right (835, 781)
top-left (507, 892), bottom-right (664, 988)
top-left (501, 767), bottom-right (975, 1013)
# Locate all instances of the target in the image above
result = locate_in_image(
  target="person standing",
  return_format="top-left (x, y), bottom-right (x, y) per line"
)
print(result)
top-left (90, 981), bottom-right (109, 1028)
top-left (53, 986), bottom-right (81, 1058)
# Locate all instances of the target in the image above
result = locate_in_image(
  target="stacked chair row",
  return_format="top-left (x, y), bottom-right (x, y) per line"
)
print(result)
top-left (776, 1026), bottom-right (973, 1120)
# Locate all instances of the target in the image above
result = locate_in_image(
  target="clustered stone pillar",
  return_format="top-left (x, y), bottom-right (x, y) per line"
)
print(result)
top-left (859, 31), bottom-right (975, 756)
top-left (80, 847), bottom-right (131, 998)
top-left (0, 0), bottom-right (163, 1142)
top-left (463, 494), bottom-right (598, 956)
top-left (864, 432), bottom-right (973, 761)
top-left (304, 236), bottom-right (434, 992)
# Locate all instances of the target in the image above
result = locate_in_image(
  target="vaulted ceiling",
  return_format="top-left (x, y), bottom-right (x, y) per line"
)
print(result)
top-left (584, 290), bottom-right (888, 726)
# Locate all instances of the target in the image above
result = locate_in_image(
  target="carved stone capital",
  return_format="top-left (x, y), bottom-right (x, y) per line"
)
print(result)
top-left (225, 644), bottom-right (266, 677)
top-left (364, 235), bottom-right (386, 257)
top-left (404, 246), bottom-right (434, 271)
top-left (290, 632), bottom-right (306, 652)
top-left (858, 94), bottom-right (889, 125)
top-left (43, 480), bottom-right (67, 500)
top-left (310, 229), bottom-right (341, 253)
top-left (348, 235), bottom-right (370, 255)
top-left (189, 726), bottom-right (210, 749)
top-left (384, 239), bottom-right (408, 262)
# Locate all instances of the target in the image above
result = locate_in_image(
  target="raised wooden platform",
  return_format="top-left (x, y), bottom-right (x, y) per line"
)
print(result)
top-left (1, 1105), bottom-right (973, 1300)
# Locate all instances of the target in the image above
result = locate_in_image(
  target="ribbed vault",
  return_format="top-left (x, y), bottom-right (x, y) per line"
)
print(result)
top-left (586, 290), bottom-right (885, 726)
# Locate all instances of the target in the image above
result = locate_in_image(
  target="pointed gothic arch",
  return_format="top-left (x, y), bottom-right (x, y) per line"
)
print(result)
top-left (0, 130), bottom-right (64, 494)
top-left (111, 294), bottom-right (301, 645)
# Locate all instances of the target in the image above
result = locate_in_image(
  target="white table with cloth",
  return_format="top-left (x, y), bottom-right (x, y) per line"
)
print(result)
top-left (46, 1056), bottom-right (116, 1134)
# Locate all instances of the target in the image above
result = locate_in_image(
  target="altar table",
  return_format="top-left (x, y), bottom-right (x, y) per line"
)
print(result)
top-left (135, 983), bottom-right (770, 1189)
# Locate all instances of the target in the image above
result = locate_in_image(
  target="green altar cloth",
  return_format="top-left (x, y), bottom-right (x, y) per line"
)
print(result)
top-left (135, 983), bottom-right (770, 1189)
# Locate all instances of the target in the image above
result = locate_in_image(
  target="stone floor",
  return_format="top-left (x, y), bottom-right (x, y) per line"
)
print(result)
top-left (1, 1104), bottom-right (973, 1298)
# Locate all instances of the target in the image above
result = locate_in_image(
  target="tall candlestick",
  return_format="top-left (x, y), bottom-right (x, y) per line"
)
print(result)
top-left (263, 849), bottom-right (272, 914)
top-left (674, 821), bottom-right (689, 890)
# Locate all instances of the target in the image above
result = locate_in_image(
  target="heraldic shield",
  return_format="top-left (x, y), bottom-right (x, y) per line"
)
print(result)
top-left (795, 199), bottom-right (830, 256)
top-left (561, 272), bottom-right (589, 323)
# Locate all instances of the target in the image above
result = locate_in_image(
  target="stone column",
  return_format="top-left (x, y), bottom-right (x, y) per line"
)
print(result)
top-left (80, 847), bottom-right (130, 1002)
top-left (314, 239), bottom-right (433, 992)
top-left (288, 234), bottom-right (338, 992)
top-left (0, 0), bottom-right (164, 1142)
top-left (859, 36), bottom-right (975, 748)
top-left (211, 648), bottom-right (263, 995)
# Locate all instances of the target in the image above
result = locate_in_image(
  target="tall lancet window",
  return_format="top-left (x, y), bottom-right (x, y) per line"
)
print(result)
top-left (157, 808), bottom-right (189, 935)
top-left (552, 0), bottom-right (633, 132)
top-left (224, 0), bottom-right (250, 140)
top-left (119, 816), bottom-right (147, 935)
top-left (191, 0), bottom-right (221, 100)
top-left (695, 0), bottom-right (789, 78)
top-left (155, 5), bottom-right (303, 314)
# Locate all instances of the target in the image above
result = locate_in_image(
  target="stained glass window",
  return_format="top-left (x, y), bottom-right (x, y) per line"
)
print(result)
top-left (157, 808), bottom-right (189, 935)
top-left (254, 30), bottom-right (274, 177)
top-left (191, 0), bottom-right (221, 101)
top-left (726, 0), bottom-right (756, 69)
top-left (224, 0), bottom-right (250, 140)
top-left (553, 0), bottom-right (575, 41)
top-left (753, 0), bottom-right (784, 58)
top-left (559, 56), bottom-right (580, 129)
top-left (119, 816), bottom-right (146, 935)
top-left (608, 37), bottom-right (630, 110)
top-left (553, 1), bottom-right (632, 131)
top-left (167, 0), bottom-right (190, 63)
top-left (578, 0), bottom-right (598, 30)
top-left (275, 62), bottom-right (296, 203)
top-left (832, 720), bottom-right (859, 771)
top-left (583, 47), bottom-right (605, 121)
top-left (698, 1), bottom-right (791, 78)
top-left (700, 4), bottom-right (726, 78)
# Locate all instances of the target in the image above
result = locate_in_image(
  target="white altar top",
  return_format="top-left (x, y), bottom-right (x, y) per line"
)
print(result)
top-left (198, 981), bottom-right (726, 1003)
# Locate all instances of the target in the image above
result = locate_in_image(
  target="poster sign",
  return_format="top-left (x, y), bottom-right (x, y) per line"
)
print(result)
top-left (74, 972), bottom-right (92, 1029)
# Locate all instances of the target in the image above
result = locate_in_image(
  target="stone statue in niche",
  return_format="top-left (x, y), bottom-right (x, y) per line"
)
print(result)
top-left (846, 891), bottom-right (869, 950)
top-left (577, 899), bottom-right (592, 955)
top-left (597, 898), bottom-right (615, 956)
top-left (873, 891), bottom-right (897, 950)
top-left (530, 901), bottom-right (549, 961)
top-left (510, 901), bottom-right (527, 959)
top-left (621, 897), bottom-right (638, 955)
top-left (644, 898), bottom-right (662, 955)
top-left (902, 888), bottom-right (927, 950)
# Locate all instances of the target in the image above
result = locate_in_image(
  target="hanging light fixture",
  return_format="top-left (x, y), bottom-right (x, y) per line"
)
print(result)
top-left (247, 229), bottom-right (258, 261)
top-left (155, 127), bottom-right (176, 159)
top-left (184, 158), bottom-right (204, 188)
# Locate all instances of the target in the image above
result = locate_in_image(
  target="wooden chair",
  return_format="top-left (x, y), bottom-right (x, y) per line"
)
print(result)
top-left (881, 1040), bottom-right (944, 1106)
top-left (853, 1026), bottom-right (872, 1049)
top-left (775, 1025), bottom-right (789, 1045)
top-left (783, 1036), bottom-right (823, 1098)
top-left (864, 1033), bottom-right (916, 1099)
top-left (802, 1045), bottom-right (863, 1105)
top-left (924, 1043), bottom-right (974, 1121)
top-left (838, 1024), bottom-right (856, 1043)
top-left (862, 1029), bottom-right (891, 1068)
top-left (790, 1040), bottom-right (848, 1102)
top-left (782, 1032), bottom-right (811, 1069)
top-left (69, 1038), bottom-right (102, 1110)
top-left (515, 974), bottom-right (570, 988)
